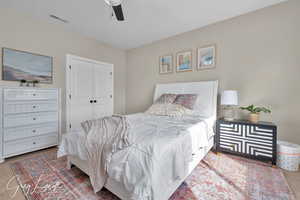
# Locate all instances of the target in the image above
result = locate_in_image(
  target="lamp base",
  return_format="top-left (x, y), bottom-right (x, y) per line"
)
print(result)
top-left (224, 117), bottom-right (235, 121)
top-left (223, 106), bottom-right (236, 121)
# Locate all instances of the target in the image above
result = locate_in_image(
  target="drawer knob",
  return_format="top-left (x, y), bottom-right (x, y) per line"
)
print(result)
top-left (33, 118), bottom-right (36, 120)
top-left (32, 130), bottom-right (36, 133)
top-left (33, 94), bottom-right (36, 96)
top-left (33, 106), bottom-right (36, 109)
top-left (33, 142), bottom-right (36, 145)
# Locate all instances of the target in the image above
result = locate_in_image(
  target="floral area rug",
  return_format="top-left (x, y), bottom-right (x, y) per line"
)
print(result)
top-left (9, 150), bottom-right (295, 200)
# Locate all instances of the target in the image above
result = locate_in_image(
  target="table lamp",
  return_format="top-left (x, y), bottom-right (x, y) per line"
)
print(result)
top-left (221, 90), bottom-right (238, 121)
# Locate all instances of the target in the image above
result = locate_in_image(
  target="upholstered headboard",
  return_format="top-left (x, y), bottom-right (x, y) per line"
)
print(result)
top-left (154, 80), bottom-right (218, 118)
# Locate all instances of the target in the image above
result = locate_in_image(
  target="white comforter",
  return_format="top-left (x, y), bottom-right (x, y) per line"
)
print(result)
top-left (58, 113), bottom-right (214, 200)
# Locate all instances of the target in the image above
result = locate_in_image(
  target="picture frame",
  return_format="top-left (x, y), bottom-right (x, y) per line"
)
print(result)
top-left (176, 50), bottom-right (193, 72)
top-left (159, 54), bottom-right (173, 74)
top-left (2, 47), bottom-right (53, 83)
top-left (197, 45), bottom-right (216, 70)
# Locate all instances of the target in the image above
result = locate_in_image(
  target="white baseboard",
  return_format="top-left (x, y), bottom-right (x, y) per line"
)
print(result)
top-left (0, 158), bottom-right (5, 164)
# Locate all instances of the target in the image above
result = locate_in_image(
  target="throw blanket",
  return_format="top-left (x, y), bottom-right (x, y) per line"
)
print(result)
top-left (81, 115), bottom-right (130, 192)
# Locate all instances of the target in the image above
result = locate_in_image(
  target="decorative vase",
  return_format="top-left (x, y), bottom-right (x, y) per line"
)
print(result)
top-left (249, 113), bottom-right (259, 123)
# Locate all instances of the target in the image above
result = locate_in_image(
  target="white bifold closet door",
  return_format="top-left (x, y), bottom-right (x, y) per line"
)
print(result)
top-left (66, 55), bottom-right (113, 132)
top-left (93, 66), bottom-right (113, 119)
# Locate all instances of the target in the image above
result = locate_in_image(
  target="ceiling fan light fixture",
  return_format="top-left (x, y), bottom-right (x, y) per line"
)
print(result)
top-left (104, 0), bottom-right (125, 21)
top-left (104, 0), bottom-right (123, 6)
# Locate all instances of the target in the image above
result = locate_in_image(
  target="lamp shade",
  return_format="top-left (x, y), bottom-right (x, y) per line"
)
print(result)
top-left (221, 90), bottom-right (238, 105)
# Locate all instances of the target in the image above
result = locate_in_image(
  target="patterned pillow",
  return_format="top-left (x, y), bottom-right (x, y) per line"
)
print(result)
top-left (173, 94), bottom-right (198, 110)
top-left (145, 104), bottom-right (167, 116)
top-left (145, 103), bottom-right (192, 117)
top-left (155, 94), bottom-right (177, 104)
top-left (165, 104), bottom-right (193, 117)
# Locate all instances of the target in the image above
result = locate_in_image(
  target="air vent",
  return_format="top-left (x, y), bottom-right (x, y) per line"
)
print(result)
top-left (49, 15), bottom-right (69, 23)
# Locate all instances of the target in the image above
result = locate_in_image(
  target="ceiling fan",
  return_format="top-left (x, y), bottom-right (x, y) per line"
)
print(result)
top-left (104, 0), bottom-right (125, 21)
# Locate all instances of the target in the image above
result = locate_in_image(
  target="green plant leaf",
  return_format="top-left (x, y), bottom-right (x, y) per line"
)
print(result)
top-left (239, 105), bottom-right (271, 114)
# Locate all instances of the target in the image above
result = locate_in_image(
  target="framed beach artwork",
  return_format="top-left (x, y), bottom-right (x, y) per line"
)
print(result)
top-left (2, 48), bottom-right (53, 83)
top-left (159, 54), bottom-right (173, 74)
top-left (197, 45), bottom-right (216, 70)
top-left (176, 50), bottom-right (192, 72)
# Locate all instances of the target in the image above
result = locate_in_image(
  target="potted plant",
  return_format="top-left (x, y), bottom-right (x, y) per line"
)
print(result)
top-left (240, 105), bottom-right (271, 123)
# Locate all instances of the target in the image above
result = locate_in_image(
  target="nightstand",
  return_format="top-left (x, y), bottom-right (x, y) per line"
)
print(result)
top-left (215, 119), bottom-right (277, 165)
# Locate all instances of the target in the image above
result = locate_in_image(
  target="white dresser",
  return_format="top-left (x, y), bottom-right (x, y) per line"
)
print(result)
top-left (0, 87), bottom-right (60, 162)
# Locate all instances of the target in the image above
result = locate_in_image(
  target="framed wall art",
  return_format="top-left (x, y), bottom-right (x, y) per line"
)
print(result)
top-left (2, 48), bottom-right (53, 83)
top-left (159, 54), bottom-right (173, 74)
top-left (197, 45), bottom-right (216, 70)
top-left (176, 50), bottom-right (192, 72)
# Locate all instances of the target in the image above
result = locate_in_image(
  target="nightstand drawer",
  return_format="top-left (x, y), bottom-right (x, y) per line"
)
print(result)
top-left (219, 122), bottom-right (274, 142)
top-left (219, 137), bottom-right (273, 158)
top-left (216, 120), bottom-right (277, 165)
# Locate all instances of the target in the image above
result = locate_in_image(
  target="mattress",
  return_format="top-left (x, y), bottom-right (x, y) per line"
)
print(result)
top-left (58, 113), bottom-right (215, 161)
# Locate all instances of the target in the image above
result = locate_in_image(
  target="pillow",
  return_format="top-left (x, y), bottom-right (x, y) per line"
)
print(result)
top-left (165, 104), bottom-right (193, 117)
top-left (145, 93), bottom-right (177, 116)
top-left (145, 104), bottom-right (167, 116)
top-left (154, 93), bottom-right (177, 104)
top-left (173, 94), bottom-right (198, 110)
top-left (145, 103), bottom-right (192, 117)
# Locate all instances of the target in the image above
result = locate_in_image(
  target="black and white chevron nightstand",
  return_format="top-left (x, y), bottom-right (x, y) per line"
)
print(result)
top-left (215, 119), bottom-right (277, 165)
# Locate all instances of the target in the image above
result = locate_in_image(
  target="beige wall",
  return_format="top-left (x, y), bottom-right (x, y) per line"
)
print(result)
top-left (126, 0), bottom-right (300, 144)
top-left (0, 7), bottom-right (127, 133)
top-left (1, 1), bottom-right (299, 144)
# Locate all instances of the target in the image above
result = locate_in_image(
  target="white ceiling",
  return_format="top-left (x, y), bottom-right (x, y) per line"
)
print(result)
top-left (1, 0), bottom-right (287, 49)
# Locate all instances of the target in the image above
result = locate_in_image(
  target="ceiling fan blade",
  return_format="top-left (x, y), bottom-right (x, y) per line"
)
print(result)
top-left (112, 4), bottom-right (124, 21)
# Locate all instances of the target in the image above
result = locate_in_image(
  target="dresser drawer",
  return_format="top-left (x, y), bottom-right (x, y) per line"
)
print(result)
top-left (3, 134), bottom-right (58, 157)
top-left (4, 89), bottom-right (58, 101)
top-left (3, 112), bottom-right (58, 128)
top-left (3, 123), bottom-right (58, 142)
top-left (4, 101), bottom-right (58, 114)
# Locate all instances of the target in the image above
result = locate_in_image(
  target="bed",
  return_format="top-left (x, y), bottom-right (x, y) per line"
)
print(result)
top-left (58, 80), bottom-right (218, 200)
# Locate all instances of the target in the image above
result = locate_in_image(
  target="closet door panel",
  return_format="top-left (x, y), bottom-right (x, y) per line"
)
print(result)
top-left (93, 64), bottom-right (113, 118)
top-left (93, 101), bottom-right (113, 118)
top-left (69, 59), bottom-right (94, 130)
